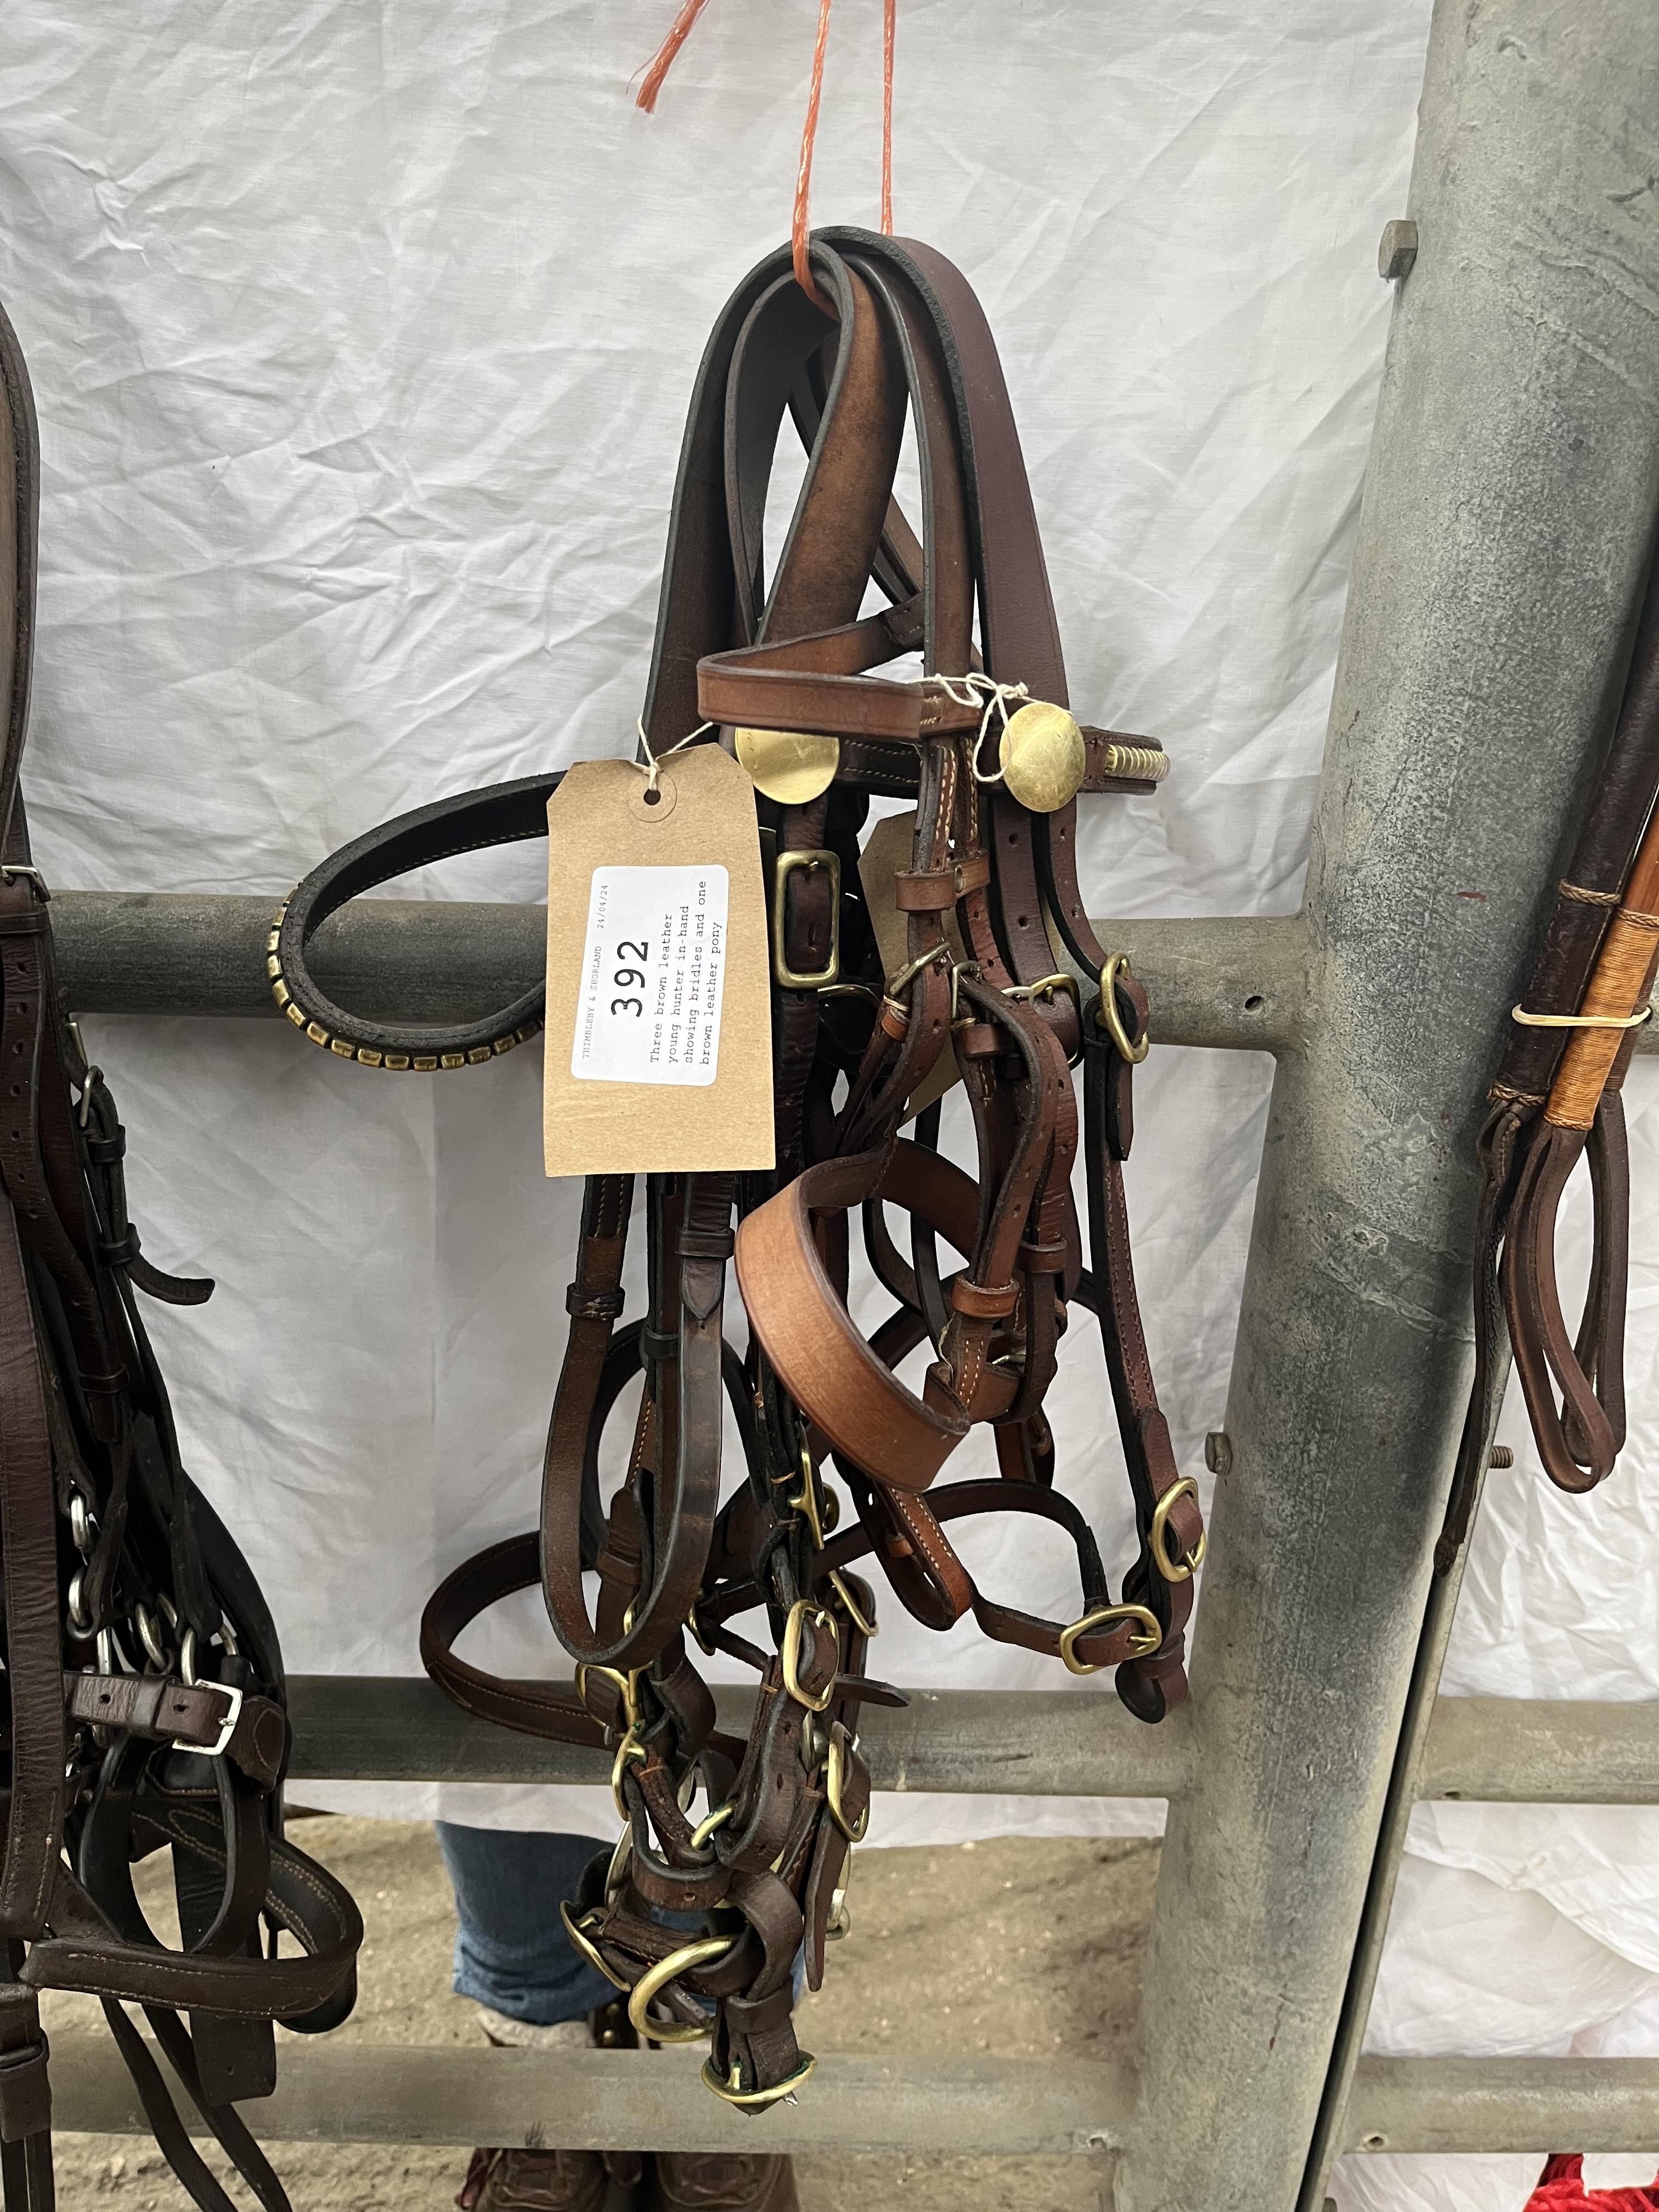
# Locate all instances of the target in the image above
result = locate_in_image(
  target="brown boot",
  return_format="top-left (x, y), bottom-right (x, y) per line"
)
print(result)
top-left (457, 2146), bottom-right (611, 2212)
top-left (648, 2153), bottom-right (799, 2212)
top-left (456, 2008), bottom-right (641, 2212)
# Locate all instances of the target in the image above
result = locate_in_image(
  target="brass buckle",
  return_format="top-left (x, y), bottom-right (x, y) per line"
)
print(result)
top-left (771, 848), bottom-right (842, 990)
top-left (826, 1568), bottom-right (878, 1639)
top-left (826, 1726), bottom-right (870, 1842)
top-left (702, 2053), bottom-right (817, 2108)
top-left (558, 1900), bottom-right (630, 1991)
top-left (574, 1662), bottom-right (641, 1733)
top-left (783, 1437), bottom-right (826, 1549)
top-left (780, 1598), bottom-right (838, 1712)
top-left (1149, 1476), bottom-right (1207, 1583)
top-left (1096, 953), bottom-right (1150, 1065)
top-left (1005, 971), bottom-right (1084, 1067)
top-left (625, 1931), bottom-right (737, 2045)
top-left (1058, 1602), bottom-right (1161, 1674)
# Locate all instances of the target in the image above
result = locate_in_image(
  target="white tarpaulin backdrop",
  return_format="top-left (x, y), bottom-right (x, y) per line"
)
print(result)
top-left (2, 5), bottom-right (1656, 2207)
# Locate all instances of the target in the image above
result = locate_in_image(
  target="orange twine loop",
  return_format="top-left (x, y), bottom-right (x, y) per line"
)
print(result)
top-left (635, 0), bottom-right (896, 318)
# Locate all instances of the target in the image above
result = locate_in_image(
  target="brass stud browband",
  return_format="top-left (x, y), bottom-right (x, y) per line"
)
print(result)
top-left (266, 898), bottom-right (543, 1071)
top-left (1099, 742), bottom-right (1170, 783)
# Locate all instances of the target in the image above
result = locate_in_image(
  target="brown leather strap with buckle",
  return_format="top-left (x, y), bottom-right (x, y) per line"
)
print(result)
top-left (279, 227), bottom-right (1197, 2111)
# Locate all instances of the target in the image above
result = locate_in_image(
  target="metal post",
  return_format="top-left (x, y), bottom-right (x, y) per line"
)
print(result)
top-left (1118, 4), bottom-right (1659, 2208)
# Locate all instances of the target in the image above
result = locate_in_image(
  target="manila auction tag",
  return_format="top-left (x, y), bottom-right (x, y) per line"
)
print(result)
top-left (543, 746), bottom-right (775, 1175)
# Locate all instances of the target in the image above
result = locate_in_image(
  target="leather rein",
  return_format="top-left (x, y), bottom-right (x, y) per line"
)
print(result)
top-left (1443, 562), bottom-right (1659, 1566)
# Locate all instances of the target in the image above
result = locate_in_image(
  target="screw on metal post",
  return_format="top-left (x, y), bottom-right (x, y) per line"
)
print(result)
top-left (1378, 218), bottom-right (1419, 282)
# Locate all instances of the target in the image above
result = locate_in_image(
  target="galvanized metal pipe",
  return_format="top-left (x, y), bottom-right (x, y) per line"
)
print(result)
top-left (1346, 2059), bottom-right (1659, 2159)
top-left (284, 1677), bottom-right (1196, 1797)
top-left (44, 2039), bottom-right (1659, 2158)
top-left (47, 2040), bottom-right (1136, 2157)
top-left (1297, 1505), bottom-right (1483, 2209)
top-left (282, 1677), bottom-right (1659, 1803)
top-left (51, 891), bottom-right (1299, 1053)
top-left (1120, 4), bottom-right (1659, 2208)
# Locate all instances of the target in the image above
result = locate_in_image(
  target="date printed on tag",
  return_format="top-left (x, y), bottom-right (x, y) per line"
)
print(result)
top-left (573, 866), bottom-right (729, 1087)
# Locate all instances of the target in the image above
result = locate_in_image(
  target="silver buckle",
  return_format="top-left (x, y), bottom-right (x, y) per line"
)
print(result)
top-left (178, 1682), bottom-right (243, 1759)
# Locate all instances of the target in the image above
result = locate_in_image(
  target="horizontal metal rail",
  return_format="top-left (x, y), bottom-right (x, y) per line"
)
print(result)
top-left (1349, 2059), bottom-right (1659, 2158)
top-left (284, 1678), bottom-right (1659, 1803)
top-left (285, 1678), bottom-right (1193, 1796)
top-left (49, 889), bottom-right (1659, 1054)
top-left (47, 2040), bottom-right (1659, 2156)
top-left (53, 891), bottom-right (1301, 1052)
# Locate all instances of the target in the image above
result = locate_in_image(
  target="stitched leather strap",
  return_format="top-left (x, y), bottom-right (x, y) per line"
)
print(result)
top-left (1442, 573), bottom-right (1659, 1559)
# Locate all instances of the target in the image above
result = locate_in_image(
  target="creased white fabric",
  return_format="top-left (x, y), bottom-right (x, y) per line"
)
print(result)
top-left (1, 7), bottom-right (1653, 2209)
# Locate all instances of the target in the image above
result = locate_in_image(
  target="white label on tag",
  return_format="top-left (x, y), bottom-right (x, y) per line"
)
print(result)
top-left (571, 865), bottom-right (729, 1087)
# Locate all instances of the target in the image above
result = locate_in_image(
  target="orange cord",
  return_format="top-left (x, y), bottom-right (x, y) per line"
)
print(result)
top-left (791, 0), bottom-right (838, 312)
top-left (636, 0), bottom-right (896, 302)
top-left (634, 0), bottom-right (715, 115)
top-left (881, 0), bottom-right (895, 234)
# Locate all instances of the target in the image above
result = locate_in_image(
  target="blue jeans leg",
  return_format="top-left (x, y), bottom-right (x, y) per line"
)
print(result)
top-left (436, 1823), bottom-right (616, 2028)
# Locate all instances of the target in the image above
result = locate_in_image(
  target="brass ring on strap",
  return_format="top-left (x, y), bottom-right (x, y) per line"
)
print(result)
top-left (1510, 1003), bottom-right (1654, 1030)
top-left (781, 1599), bottom-right (839, 1712)
top-left (1149, 1476), bottom-right (1207, 1584)
top-left (1096, 953), bottom-right (1150, 1064)
top-left (702, 2053), bottom-right (817, 2109)
top-left (559, 1901), bottom-right (630, 1992)
top-left (1058, 1602), bottom-right (1162, 1674)
top-left (626, 1933), bottom-right (738, 2045)
top-left (689, 1800), bottom-right (735, 1855)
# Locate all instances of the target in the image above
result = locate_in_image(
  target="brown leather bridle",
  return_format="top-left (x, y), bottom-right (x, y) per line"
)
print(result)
top-left (0, 297), bottom-right (362, 2212)
top-left (274, 228), bottom-right (1203, 2108)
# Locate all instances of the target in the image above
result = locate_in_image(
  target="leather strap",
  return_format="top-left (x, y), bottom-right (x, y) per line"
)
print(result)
top-left (0, 290), bottom-right (361, 2212)
top-left (1442, 564), bottom-right (1659, 1560)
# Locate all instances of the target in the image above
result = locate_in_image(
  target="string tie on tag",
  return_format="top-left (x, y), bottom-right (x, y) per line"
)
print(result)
top-left (636, 719), bottom-right (715, 801)
top-left (934, 674), bottom-right (1032, 786)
